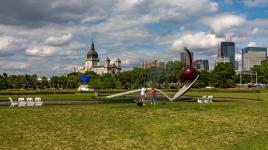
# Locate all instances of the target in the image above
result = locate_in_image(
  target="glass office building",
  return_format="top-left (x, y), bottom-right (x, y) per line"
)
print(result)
top-left (242, 47), bottom-right (267, 71)
top-left (220, 42), bottom-right (235, 65)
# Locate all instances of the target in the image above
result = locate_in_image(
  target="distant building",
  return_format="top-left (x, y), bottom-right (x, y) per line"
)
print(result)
top-left (215, 56), bottom-right (230, 64)
top-left (219, 42), bottom-right (235, 65)
top-left (78, 41), bottom-right (121, 75)
top-left (234, 61), bottom-right (239, 70)
top-left (180, 52), bottom-right (194, 66)
top-left (242, 47), bottom-right (267, 71)
top-left (142, 60), bottom-right (165, 69)
top-left (193, 59), bottom-right (209, 71)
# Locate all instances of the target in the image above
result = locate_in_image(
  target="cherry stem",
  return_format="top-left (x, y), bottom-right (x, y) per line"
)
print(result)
top-left (184, 48), bottom-right (192, 67)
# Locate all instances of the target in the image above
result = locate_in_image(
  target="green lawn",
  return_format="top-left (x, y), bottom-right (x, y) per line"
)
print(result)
top-left (0, 102), bottom-right (267, 149)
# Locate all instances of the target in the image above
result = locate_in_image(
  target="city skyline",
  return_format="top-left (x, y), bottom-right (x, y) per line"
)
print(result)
top-left (0, 0), bottom-right (268, 75)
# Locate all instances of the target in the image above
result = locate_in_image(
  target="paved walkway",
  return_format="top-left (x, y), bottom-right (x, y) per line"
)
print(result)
top-left (0, 96), bottom-right (259, 106)
top-left (0, 99), bottom-right (135, 106)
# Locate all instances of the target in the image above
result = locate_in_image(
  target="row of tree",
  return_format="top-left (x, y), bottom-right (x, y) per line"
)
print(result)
top-left (1, 60), bottom-right (268, 89)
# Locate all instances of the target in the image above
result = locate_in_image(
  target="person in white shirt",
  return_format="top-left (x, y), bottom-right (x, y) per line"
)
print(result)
top-left (140, 86), bottom-right (147, 104)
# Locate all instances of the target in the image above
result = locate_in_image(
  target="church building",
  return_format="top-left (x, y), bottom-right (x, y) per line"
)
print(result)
top-left (78, 41), bottom-right (122, 75)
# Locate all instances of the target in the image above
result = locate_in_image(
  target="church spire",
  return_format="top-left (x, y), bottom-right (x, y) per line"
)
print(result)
top-left (91, 40), bottom-right (95, 50)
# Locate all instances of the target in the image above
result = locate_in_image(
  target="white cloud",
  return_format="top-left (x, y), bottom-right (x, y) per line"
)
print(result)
top-left (110, 0), bottom-right (219, 27)
top-left (151, 0), bottom-right (218, 14)
top-left (26, 41), bottom-right (85, 57)
top-left (245, 19), bottom-right (268, 36)
top-left (0, 36), bottom-right (26, 57)
top-left (222, 18), bottom-right (268, 47)
top-left (201, 13), bottom-right (246, 36)
top-left (248, 27), bottom-right (260, 35)
top-left (81, 16), bottom-right (106, 24)
top-left (0, 36), bottom-right (14, 50)
top-left (45, 33), bottom-right (72, 46)
top-left (115, 0), bottom-right (144, 12)
top-left (0, 60), bottom-right (30, 71)
top-left (117, 50), bottom-right (162, 69)
top-left (171, 32), bottom-right (224, 51)
top-left (247, 41), bottom-right (256, 47)
top-left (235, 53), bottom-right (242, 62)
top-left (243, 0), bottom-right (268, 7)
top-left (25, 47), bottom-right (59, 57)
top-left (92, 15), bottom-right (156, 33)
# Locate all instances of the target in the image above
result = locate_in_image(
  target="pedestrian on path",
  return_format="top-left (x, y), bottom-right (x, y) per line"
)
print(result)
top-left (151, 87), bottom-right (156, 105)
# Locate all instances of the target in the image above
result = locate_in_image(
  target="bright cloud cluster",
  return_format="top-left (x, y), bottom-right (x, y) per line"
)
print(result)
top-left (171, 32), bottom-right (224, 51)
top-left (243, 0), bottom-right (268, 7)
top-left (45, 33), bottom-right (72, 46)
top-left (201, 14), bottom-right (246, 36)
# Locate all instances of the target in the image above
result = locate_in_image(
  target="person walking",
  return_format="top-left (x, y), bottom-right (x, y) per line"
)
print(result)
top-left (140, 85), bottom-right (147, 105)
top-left (151, 87), bottom-right (156, 105)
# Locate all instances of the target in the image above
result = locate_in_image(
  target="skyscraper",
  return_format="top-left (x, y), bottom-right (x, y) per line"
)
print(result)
top-left (219, 42), bottom-right (235, 65)
top-left (180, 52), bottom-right (194, 66)
top-left (242, 47), bottom-right (267, 71)
top-left (234, 61), bottom-right (239, 70)
top-left (193, 59), bottom-right (209, 71)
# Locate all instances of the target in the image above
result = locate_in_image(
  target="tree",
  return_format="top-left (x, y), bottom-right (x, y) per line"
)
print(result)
top-left (254, 60), bottom-right (268, 83)
top-left (41, 76), bottom-right (50, 88)
top-left (165, 61), bottom-right (185, 83)
top-left (0, 73), bottom-right (9, 89)
top-left (194, 70), bottom-right (211, 87)
top-left (212, 63), bottom-right (235, 87)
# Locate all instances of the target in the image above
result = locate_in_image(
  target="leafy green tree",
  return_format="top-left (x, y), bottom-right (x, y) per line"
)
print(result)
top-left (165, 61), bottom-right (185, 83)
top-left (212, 63), bottom-right (235, 87)
top-left (194, 70), bottom-right (211, 87)
top-left (41, 76), bottom-right (50, 89)
top-left (254, 60), bottom-right (268, 83)
top-left (0, 73), bottom-right (9, 89)
top-left (148, 67), bottom-right (165, 88)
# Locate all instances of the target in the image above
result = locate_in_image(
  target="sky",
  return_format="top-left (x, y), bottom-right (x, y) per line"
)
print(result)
top-left (0, 0), bottom-right (268, 76)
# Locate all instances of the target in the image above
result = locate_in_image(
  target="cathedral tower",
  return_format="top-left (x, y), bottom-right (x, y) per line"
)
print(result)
top-left (85, 41), bottom-right (99, 69)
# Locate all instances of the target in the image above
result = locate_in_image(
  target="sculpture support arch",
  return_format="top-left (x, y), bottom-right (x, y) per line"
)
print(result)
top-left (106, 75), bottom-right (199, 101)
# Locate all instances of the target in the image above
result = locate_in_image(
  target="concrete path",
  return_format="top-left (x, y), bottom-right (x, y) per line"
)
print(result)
top-left (0, 96), bottom-right (260, 106)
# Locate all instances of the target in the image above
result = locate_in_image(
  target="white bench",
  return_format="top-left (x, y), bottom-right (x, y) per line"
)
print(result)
top-left (26, 98), bottom-right (35, 107)
top-left (197, 96), bottom-right (213, 103)
top-left (34, 97), bottom-right (43, 106)
top-left (18, 98), bottom-right (27, 107)
top-left (197, 96), bottom-right (207, 103)
top-left (207, 95), bottom-right (213, 103)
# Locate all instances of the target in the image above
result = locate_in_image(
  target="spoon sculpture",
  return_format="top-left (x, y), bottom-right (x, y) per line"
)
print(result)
top-left (106, 48), bottom-right (199, 101)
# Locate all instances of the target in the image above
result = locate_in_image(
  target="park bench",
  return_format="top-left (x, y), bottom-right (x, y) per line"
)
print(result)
top-left (18, 98), bottom-right (27, 107)
top-left (26, 98), bottom-right (35, 107)
top-left (197, 96), bottom-right (213, 103)
top-left (34, 97), bottom-right (43, 106)
top-left (207, 95), bottom-right (213, 103)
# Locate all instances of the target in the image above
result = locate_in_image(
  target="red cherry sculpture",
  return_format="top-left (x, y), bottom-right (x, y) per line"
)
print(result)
top-left (182, 67), bottom-right (197, 81)
top-left (181, 48), bottom-right (198, 82)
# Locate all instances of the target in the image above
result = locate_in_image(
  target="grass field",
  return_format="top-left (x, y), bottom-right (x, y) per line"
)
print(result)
top-left (0, 102), bottom-right (268, 149)
top-left (0, 90), bottom-right (268, 149)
